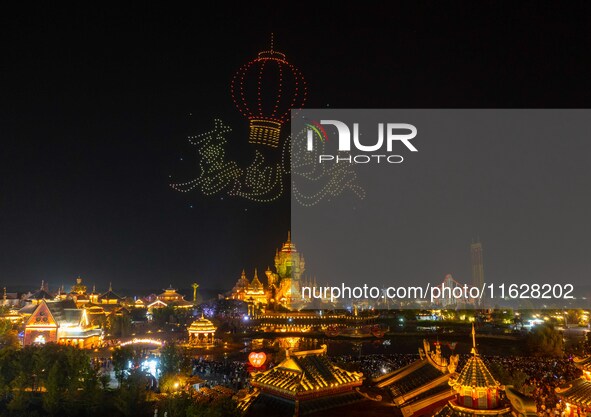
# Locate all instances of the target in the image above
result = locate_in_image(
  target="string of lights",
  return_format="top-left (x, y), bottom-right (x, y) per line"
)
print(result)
top-left (230, 38), bottom-right (307, 148)
top-left (171, 39), bottom-right (363, 205)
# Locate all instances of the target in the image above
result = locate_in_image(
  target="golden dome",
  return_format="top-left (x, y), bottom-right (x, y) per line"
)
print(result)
top-left (188, 313), bottom-right (217, 333)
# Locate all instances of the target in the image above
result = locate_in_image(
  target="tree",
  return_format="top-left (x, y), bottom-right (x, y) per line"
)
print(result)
top-left (0, 319), bottom-right (20, 349)
top-left (43, 363), bottom-right (63, 416)
top-left (114, 369), bottom-right (150, 417)
top-left (107, 313), bottom-right (132, 338)
top-left (489, 362), bottom-right (529, 393)
top-left (186, 397), bottom-right (241, 417)
top-left (159, 343), bottom-right (183, 376)
top-left (112, 345), bottom-right (135, 387)
top-left (526, 323), bottom-right (563, 357)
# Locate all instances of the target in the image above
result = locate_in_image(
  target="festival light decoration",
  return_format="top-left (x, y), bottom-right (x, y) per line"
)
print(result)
top-left (120, 338), bottom-right (163, 347)
top-left (231, 34), bottom-right (307, 148)
top-left (248, 351), bottom-right (267, 368)
top-left (290, 125), bottom-right (365, 206)
top-left (170, 39), bottom-right (364, 205)
top-left (170, 119), bottom-right (285, 203)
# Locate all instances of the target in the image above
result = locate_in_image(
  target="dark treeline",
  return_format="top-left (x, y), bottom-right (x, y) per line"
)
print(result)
top-left (0, 343), bottom-right (239, 417)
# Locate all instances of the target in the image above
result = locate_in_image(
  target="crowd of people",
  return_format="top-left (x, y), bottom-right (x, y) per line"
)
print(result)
top-left (481, 355), bottom-right (582, 417)
top-left (334, 352), bottom-right (583, 416)
top-left (191, 357), bottom-right (250, 390)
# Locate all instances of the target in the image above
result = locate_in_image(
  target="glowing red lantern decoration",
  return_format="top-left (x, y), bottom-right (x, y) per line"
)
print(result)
top-left (248, 351), bottom-right (267, 368)
top-left (231, 35), bottom-right (307, 148)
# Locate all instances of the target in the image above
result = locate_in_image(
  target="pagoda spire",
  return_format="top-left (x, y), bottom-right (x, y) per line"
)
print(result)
top-left (287, 230), bottom-right (291, 242)
top-left (471, 322), bottom-right (477, 355)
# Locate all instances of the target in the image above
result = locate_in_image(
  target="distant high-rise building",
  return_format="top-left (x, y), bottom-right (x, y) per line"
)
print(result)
top-left (470, 240), bottom-right (485, 305)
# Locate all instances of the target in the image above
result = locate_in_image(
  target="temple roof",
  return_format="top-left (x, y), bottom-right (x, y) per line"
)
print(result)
top-left (556, 378), bottom-right (591, 407)
top-left (389, 361), bottom-right (447, 398)
top-left (251, 345), bottom-right (362, 397)
top-left (574, 355), bottom-right (591, 371)
top-left (233, 270), bottom-right (250, 292)
top-left (98, 288), bottom-right (123, 301)
top-left (188, 314), bottom-right (217, 333)
top-left (250, 269), bottom-right (263, 290)
top-left (280, 231), bottom-right (297, 253)
top-left (46, 300), bottom-right (84, 326)
top-left (433, 402), bottom-right (512, 417)
top-left (452, 355), bottom-right (499, 389)
top-left (27, 289), bottom-right (54, 301)
top-left (451, 324), bottom-right (500, 390)
top-left (245, 391), bottom-right (363, 417)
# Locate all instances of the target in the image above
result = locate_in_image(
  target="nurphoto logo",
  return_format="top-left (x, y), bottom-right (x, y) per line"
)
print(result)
top-left (306, 120), bottom-right (418, 164)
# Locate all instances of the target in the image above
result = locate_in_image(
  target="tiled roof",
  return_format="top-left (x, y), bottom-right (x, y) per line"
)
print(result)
top-left (434, 402), bottom-right (512, 417)
top-left (453, 355), bottom-right (499, 388)
top-left (574, 356), bottom-right (591, 371)
top-left (556, 379), bottom-right (591, 407)
top-left (98, 289), bottom-right (123, 301)
top-left (389, 362), bottom-right (445, 397)
top-left (251, 348), bottom-right (362, 396)
top-left (27, 289), bottom-right (54, 300)
top-left (246, 391), bottom-right (362, 417)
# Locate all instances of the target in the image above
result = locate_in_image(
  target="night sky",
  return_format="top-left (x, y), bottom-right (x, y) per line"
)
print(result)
top-left (2, 3), bottom-right (591, 295)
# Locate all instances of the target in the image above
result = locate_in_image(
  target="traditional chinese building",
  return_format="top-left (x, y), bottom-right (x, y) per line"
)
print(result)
top-left (25, 281), bottom-right (54, 305)
top-left (230, 232), bottom-right (306, 311)
top-left (231, 269), bottom-right (271, 314)
top-left (556, 355), bottom-right (591, 416)
top-left (361, 339), bottom-right (458, 417)
top-left (187, 313), bottom-right (217, 346)
top-left (241, 344), bottom-right (363, 416)
top-left (432, 325), bottom-right (536, 417)
top-left (148, 286), bottom-right (193, 310)
top-left (362, 325), bottom-right (536, 417)
top-left (69, 276), bottom-right (91, 307)
top-left (23, 299), bottom-right (102, 348)
top-left (1, 287), bottom-right (23, 308)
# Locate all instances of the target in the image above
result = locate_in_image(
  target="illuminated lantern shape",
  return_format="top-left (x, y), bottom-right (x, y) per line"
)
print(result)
top-left (231, 39), bottom-right (307, 148)
top-left (248, 351), bottom-right (267, 368)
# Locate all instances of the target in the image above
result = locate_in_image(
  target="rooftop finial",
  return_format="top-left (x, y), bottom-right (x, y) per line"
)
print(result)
top-left (270, 32), bottom-right (274, 51)
top-left (109, 282), bottom-right (112, 291)
top-left (287, 230), bottom-right (291, 242)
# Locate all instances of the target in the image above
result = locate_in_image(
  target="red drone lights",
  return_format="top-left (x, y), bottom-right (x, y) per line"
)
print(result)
top-left (231, 38), bottom-right (307, 148)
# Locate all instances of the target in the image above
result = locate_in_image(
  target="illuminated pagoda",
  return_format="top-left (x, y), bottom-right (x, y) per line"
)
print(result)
top-left (148, 286), bottom-right (193, 310)
top-left (241, 344), bottom-right (363, 416)
top-left (23, 299), bottom-right (102, 348)
top-left (432, 325), bottom-right (536, 417)
top-left (361, 339), bottom-right (458, 417)
top-left (231, 269), bottom-right (271, 315)
top-left (69, 276), bottom-right (90, 307)
top-left (229, 232), bottom-right (306, 311)
top-left (555, 355), bottom-right (591, 416)
top-left (187, 313), bottom-right (217, 346)
top-left (267, 231), bottom-right (306, 309)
